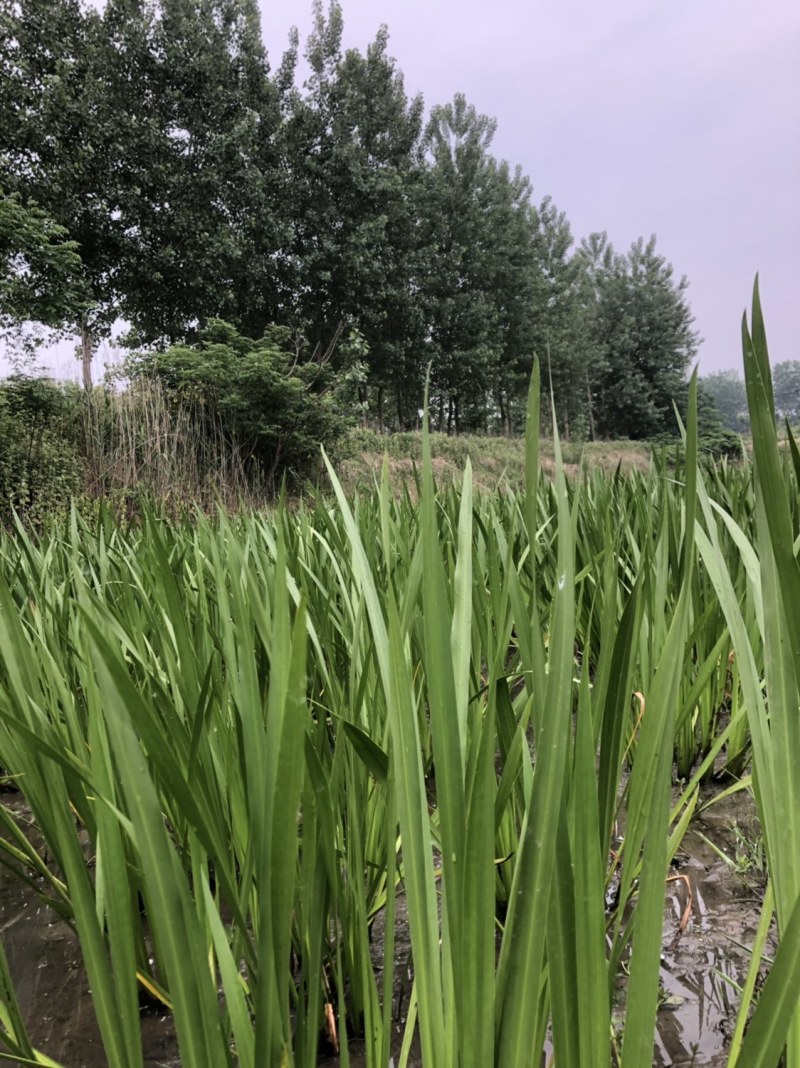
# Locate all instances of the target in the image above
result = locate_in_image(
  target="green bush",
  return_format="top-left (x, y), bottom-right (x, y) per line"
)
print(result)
top-left (128, 321), bottom-right (356, 488)
top-left (0, 376), bottom-right (84, 524)
top-left (698, 425), bottom-right (743, 460)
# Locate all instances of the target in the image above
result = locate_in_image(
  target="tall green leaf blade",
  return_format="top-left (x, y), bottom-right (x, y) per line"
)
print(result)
top-left (87, 626), bottom-right (231, 1068)
top-left (620, 373), bottom-right (697, 1068)
top-left (735, 886), bottom-right (800, 1068)
top-left (497, 398), bottom-right (575, 1067)
top-left (572, 665), bottom-right (611, 1066)
top-left (740, 281), bottom-right (800, 1061)
top-left (420, 399), bottom-right (466, 1052)
top-left (461, 683), bottom-right (496, 1068)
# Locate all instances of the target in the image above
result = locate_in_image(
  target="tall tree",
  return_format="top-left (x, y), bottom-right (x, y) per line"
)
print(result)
top-left (417, 93), bottom-right (505, 432)
top-left (103, 0), bottom-right (284, 345)
top-left (772, 361), bottom-right (800, 424)
top-left (471, 162), bottom-right (539, 436)
top-left (580, 234), bottom-right (699, 439)
top-left (0, 0), bottom-right (119, 385)
top-left (524, 199), bottom-right (600, 439)
top-left (281, 3), bottom-right (425, 427)
top-left (701, 370), bottom-right (749, 432)
top-left (1, 0), bottom-right (286, 373)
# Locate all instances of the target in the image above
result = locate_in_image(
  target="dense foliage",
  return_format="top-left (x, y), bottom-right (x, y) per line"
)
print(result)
top-left (702, 368), bottom-right (750, 432)
top-left (0, 374), bottom-right (84, 520)
top-left (0, 358), bottom-right (357, 524)
top-left (0, 191), bottom-right (88, 358)
top-left (129, 320), bottom-right (355, 485)
top-left (2, 0), bottom-right (702, 443)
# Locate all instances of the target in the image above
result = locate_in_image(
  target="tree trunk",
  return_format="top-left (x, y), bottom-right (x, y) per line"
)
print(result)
top-left (358, 383), bottom-right (368, 427)
top-left (586, 375), bottom-right (596, 441)
top-left (80, 318), bottom-right (93, 392)
top-left (377, 386), bottom-right (384, 433)
top-left (498, 391), bottom-right (508, 435)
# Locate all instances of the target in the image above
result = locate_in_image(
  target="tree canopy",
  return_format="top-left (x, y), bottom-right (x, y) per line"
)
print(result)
top-left (700, 370), bottom-right (749, 432)
top-left (0, 190), bottom-right (88, 357)
top-left (1, 0), bottom-right (707, 441)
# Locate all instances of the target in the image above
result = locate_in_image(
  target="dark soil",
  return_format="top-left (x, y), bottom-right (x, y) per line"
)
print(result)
top-left (0, 863), bottom-right (179, 1066)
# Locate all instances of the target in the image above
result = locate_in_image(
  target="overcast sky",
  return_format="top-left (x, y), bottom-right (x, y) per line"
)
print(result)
top-left (261, 0), bottom-right (799, 377)
top-left (5, 0), bottom-right (798, 380)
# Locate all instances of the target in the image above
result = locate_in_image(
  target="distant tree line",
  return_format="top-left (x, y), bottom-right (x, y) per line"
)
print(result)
top-left (702, 364), bottom-right (800, 433)
top-left (3, 0), bottom-right (706, 441)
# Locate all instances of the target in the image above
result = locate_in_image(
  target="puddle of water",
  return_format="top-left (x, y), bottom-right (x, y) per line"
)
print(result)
top-left (654, 786), bottom-right (770, 1067)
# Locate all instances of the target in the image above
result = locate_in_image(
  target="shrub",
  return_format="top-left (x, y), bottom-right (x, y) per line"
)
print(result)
top-left (0, 375), bottom-right (84, 524)
top-left (127, 321), bottom-right (356, 488)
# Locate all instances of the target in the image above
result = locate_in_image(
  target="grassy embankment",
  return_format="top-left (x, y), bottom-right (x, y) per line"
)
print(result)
top-left (338, 427), bottom-right (652, 496)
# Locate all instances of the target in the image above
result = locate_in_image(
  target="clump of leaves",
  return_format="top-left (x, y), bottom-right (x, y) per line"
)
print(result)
top-left (0, 375), bottom-right (84, 523)
top-left (128, 321), bottom-right (357, 488)
top-left (0, 189), bottom-right (89, 361)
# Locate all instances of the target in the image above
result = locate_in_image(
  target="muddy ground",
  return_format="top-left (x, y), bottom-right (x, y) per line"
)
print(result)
top-left (0, 787), bottom-right (768, 1067)
top-left (654, 786), bottom-right (770, 1067)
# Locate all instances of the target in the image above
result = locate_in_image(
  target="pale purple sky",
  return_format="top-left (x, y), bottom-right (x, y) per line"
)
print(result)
top-left (261, 0), bottom-right (799, 375)
top-left (4, 0), bottom-right (798, 380)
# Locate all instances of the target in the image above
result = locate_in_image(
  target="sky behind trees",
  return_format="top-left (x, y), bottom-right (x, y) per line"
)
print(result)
top-left (261, 0), bottom-right (798, 375)
top-left (2, 0), bottom-right (797, 380)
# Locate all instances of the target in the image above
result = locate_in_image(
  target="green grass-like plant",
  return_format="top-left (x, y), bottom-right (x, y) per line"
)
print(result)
top-left (0, 285), bottom-right (797, 1065)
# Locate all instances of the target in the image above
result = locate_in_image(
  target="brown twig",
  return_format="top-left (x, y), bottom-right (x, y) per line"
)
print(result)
top-left (666, 873), bottom-right (693, 948)
top-left (324, 1001), bottom-right (339, 1054)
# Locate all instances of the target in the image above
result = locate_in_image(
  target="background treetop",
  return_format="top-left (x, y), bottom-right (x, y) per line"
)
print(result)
top-left (2, 0), bottom-right (707, 440)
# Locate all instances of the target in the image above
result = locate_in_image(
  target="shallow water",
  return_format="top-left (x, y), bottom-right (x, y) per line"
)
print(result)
top-left (0, 785), bottom-right (769, 1066)
top-left (654, 786), bottom-right (770, 1067)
